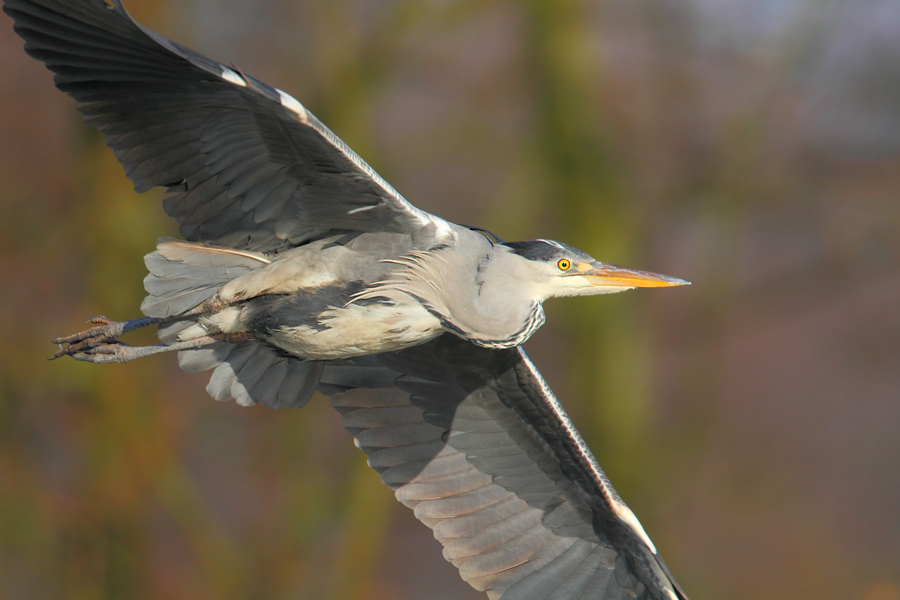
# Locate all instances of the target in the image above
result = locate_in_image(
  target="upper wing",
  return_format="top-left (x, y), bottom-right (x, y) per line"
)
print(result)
top-left (319, 335), bottom-right (688, 600)
top-left (4, 0), bottom-right (438, 252)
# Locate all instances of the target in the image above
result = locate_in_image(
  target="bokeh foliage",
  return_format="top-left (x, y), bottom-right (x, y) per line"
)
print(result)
top-left (1, 0), bottom-right (899, 599)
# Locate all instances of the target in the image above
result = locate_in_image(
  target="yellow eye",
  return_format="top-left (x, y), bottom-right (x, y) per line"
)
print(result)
top-left (557, 258), bottom-right (571, 271)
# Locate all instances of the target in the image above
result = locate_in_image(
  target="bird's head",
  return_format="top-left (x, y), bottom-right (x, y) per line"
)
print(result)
top-left (502, 239), bottom-right (689, 301)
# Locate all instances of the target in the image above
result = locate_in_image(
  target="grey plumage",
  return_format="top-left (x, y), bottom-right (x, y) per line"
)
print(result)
top-left (143, 238), bottom-right (270, 317)
top-left (5, 0), bottom-right (691, 598)
top-left (181, 340), bottom-right (323, 409)
top-left (324, 336), bottom-right (684, 599)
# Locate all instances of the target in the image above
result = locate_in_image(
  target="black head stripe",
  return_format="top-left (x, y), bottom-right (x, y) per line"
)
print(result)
top-left (504, 240), bottom-right (566, 261)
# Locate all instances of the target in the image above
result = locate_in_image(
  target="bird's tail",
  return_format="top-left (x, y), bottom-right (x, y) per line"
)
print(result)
top-left (141, 237), bottom-right (270, 319)
top-left (142, 238), bottom-right (322, 409)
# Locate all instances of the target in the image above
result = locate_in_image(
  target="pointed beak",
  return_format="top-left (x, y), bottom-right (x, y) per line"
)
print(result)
top-left (576, 262), bottom-right (690, 289)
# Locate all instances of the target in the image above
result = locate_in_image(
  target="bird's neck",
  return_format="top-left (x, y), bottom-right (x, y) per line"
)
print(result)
top-left (367, 230), bottom-right (548, 348)
top-left (443, 242), bottom-right (547, 348)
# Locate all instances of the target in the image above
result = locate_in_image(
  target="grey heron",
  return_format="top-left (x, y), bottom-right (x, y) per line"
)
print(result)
top-left (5, 0), bottom-right (691, 598)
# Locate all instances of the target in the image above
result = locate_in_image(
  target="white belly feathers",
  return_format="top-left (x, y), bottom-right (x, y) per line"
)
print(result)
top-left (264, 301), bottom-right (444, 360)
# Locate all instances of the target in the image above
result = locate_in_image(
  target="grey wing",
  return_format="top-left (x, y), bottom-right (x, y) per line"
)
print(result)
top-left (4, 0), bottom-right (438, 252)
top-left (319, 335), bottom-right (688, 600)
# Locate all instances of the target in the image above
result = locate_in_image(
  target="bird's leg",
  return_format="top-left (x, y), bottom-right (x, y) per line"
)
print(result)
top-left (51, 294), bottom-right (244, 358)
top-left (51, 312), bottom-right (254, 363)
top-left (53, 315), bottom-right (160, 345)
top-left (51, 315), bottom-right (165, 360)
top-left (65, 333), bottom-right (252, 364)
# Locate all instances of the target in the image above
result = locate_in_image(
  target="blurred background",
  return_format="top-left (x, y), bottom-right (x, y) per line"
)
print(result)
top-left (1, 0), bottom-right (899, 598)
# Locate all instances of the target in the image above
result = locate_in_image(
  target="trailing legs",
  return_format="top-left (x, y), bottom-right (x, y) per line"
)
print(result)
top-left (51, 315), bottom-right (250, 363)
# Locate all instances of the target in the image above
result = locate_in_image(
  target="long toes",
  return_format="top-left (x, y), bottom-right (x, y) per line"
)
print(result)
top-left (51, 341), bottom-right (84, 360)
top-left (54, 340), bottom-right (127, 362)
top-left (52, 337), bottom-right (101, 357)
top-left (83, 343), bottom-right (126, 354)
top-left (71, 349), bottom-right (120, 364)
top-left (71, 342), bottom-right (134, 364)
top-left (52, 328), bottom-right (106, 345)
top-left (51, 337), bottom-right (125, 360)
top-left (51, 320), bottom-right (125, 345)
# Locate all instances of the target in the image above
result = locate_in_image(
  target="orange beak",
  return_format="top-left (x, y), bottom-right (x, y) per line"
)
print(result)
top-left (576, 262), bottom-right (690, 288)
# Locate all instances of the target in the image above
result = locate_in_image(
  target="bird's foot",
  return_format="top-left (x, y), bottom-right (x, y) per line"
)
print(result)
top-left (51, 316), bottom-right (162, 361)
top-left (67, 340), bottom-right (140, 364)
top-left (64, 340), bottom-right (213, 363)
top-left (52, 314), bottom-right (250, 363)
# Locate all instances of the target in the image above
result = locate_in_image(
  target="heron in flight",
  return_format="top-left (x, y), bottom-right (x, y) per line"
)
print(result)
top-left (6, 0), bottom-right (691, 598)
